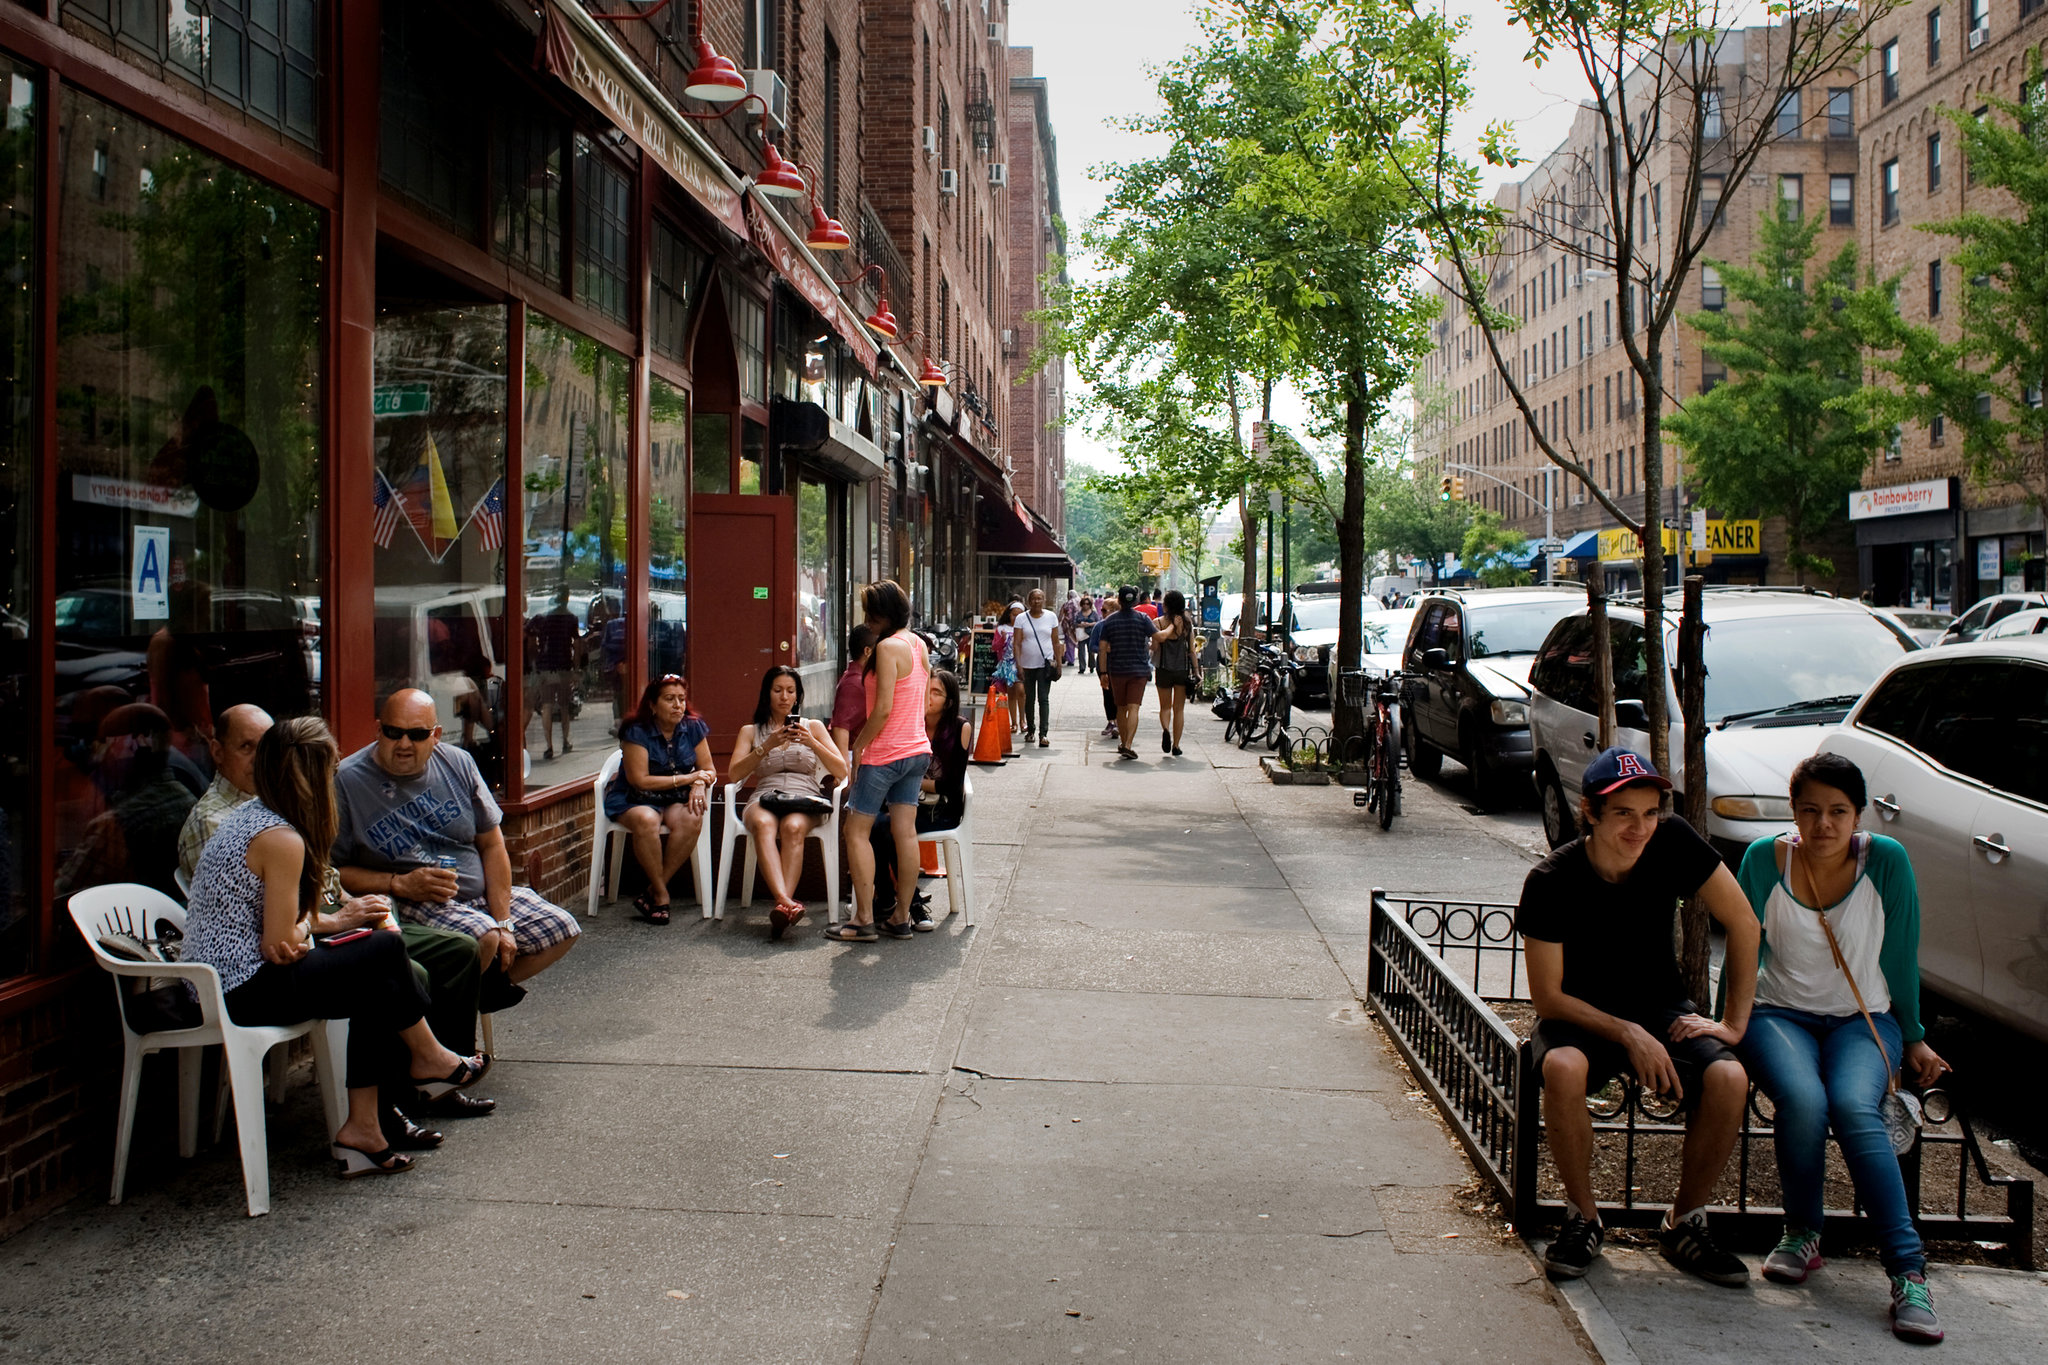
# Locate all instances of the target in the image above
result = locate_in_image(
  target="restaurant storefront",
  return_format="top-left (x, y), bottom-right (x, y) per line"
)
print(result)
top-left (0, 0), bottom-right (1005, 1232)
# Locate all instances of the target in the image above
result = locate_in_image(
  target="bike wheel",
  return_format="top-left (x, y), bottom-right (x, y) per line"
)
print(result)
top-left (1236, 684), bottom-right (1259, 749)
top-left (1263, 678), bottom-right (1292, 749)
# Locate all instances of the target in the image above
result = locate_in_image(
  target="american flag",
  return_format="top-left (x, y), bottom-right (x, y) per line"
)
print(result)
top-left (371, 469), bottom-right (405, 548)
top-left (474, 478), bottom-right (506, 552)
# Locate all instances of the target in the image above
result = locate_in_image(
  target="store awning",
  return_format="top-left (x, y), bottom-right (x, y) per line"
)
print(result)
top-left (539, 2), bottom-right (749, 239)
top-left (1561, 529), bottom-right (1601, 559)
top-left (982, 498), bottom-right (1070, 562)
top-left (745, 191), bottom-right (882, 375)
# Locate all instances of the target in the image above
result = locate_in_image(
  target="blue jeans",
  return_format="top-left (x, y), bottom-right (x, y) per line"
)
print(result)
top-left (1740, 1004), bottom-right (1923, 1275)
top-left (847, 753), bottom-right (928, 817)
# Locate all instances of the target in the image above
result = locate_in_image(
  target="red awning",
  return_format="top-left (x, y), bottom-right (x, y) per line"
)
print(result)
top-left (745, 192), bottom-right (881, 374)
top-left (982, 499), bottom-right (1069, 560)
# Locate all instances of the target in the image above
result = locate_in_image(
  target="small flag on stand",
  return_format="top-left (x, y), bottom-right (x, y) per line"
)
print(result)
top-left (474, 478), bottom-right (506, 551)
top-left (371, 469), bottom-right (404, 548)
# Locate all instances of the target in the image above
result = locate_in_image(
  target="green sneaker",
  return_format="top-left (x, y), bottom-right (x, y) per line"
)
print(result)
top-left (1890, 1272), bottom-right (1944, 1344)
top-left (1762, 1227), bottom-right (1824, 1284)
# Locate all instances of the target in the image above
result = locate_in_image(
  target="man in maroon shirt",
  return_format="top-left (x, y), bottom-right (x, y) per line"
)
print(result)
top-left (829, 624), bottom-right (876, 757)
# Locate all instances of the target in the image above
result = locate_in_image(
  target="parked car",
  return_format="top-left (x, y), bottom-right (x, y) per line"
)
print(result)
top-left (1400, 586), bottom-right (1587, 807)
top-left (1982, 608), bottom-right (2048, 641)
top-left (1936, 592), bottom-right (2048, 645)
top-left (1821, 638), bottom-right (2048, 1043)
top-left (1286, 593), bottom-right (1387, 707)
top-left (1873, 606), bottom-right (1952, 648)
top-left (1527, 589), bottom-right (1917, 859)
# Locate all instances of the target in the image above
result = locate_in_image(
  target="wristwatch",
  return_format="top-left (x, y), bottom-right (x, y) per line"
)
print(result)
top-left (494, 919), bottom-right (515, 933)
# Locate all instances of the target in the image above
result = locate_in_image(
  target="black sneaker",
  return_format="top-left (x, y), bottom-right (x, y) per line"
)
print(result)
top-left (1657, 1210), bottom-right (1749, 1286)
top-left (1162, 727), bottom-right (1172, 753)
top-left (909, 892), bottom-right (935, 932)
top-left (1544, 1213), bottom-right (1604, 1280)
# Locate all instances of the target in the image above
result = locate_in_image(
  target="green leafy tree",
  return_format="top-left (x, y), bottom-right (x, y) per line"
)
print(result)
top-left (1362, 450), bottom-right (1471, 582)
top-left (1064, 465), bottom-right (1151, 588)
top-left (1461, 508), bottom-right (1534, 586)
top-left (1862, 69), bottom-right (2048, 501)
top-left (1662, 211), bottom-right (1891, 581)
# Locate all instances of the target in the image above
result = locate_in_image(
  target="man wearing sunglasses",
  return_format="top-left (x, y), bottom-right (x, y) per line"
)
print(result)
top-left (335, 690), bottom-right (581, 1051)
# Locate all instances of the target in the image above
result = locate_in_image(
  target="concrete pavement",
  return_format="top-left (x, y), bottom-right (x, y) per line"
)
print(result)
top-left (2, 671), bottom-right (2039, 1362)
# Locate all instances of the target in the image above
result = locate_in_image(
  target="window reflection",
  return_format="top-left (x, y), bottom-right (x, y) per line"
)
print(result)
top-left (2, 59), bottom-right (35, 979)
top-left (649, 376), bottom-right (690, 682)
top-left (52, 86), bottom-right (324, 904)
top-left (796, 475), bottom-right (840, 714)
top-left (522, 312), bottom-right (629, 785)
top-left (372, 303), bottom-right (508, 789)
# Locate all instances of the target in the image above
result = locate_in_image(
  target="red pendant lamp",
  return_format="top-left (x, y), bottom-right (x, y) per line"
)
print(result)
top-left (865, 294), bottom-right (899, 341)
top-left (805, 203), bottom-right (852, 251)
top-left (683, 39), bottom-right (749, 102)
top-left (756, 142), bottom-right (807, 198)
top-left (917, 354), bottom-right (948, 388)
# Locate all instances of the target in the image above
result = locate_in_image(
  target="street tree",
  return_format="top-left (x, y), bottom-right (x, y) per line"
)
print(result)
top-left (1461, 509), bottom-right (1535, 586)
top-left (1661, 211), bottom-right (1892, 582)
top-left (1362, 449), bottom-right (1471, 583)
top-left (1860, 66), bottom-right (2048, 503)
top-left (1064, 464), bottom-right (1151, 588)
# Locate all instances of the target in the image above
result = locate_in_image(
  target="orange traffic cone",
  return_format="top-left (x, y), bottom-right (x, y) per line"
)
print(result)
top-left (920, 840), bottom-right (945, 876)
top-left (972, 691), bottom-right (1011, 765)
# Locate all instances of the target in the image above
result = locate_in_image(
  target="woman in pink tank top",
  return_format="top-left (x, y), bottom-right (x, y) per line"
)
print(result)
top-left (832, 581), bottom-right (935, 942)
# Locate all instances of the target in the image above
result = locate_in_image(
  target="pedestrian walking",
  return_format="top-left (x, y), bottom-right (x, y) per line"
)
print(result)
top-left (1091, 611), bottom-right (1118, 738)
top-left (1075, 593), bottom-right (1100, 673)
top-left (1097, 585), bottom-right (1160, 760)
top-left (991, 602), bottom-right (1022, 737)
top-left (1153, 590), bottom-right (1196, 756)
top-left (1058, 590), bottom-right (1081, 668)
top-left (1733, 753), bottom-right (1950, 1343)
top-left (1013, 588), bottom-right (1063, 748)
top-left (834, 580), bottom-right (931, 942)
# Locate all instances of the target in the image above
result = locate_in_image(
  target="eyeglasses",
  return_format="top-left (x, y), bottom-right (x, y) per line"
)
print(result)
top-left (658, 675), bottom-right (687, 687)
top-left (380, 724), bottom-right (434, 743)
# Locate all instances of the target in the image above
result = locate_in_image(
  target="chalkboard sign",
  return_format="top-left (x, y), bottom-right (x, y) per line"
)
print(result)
top-left (966, 626), bottom-right (1001, 696)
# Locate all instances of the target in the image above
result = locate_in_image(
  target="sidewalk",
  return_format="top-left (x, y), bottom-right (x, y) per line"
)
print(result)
top-left (0, 672), bottom-right (2039, 1362)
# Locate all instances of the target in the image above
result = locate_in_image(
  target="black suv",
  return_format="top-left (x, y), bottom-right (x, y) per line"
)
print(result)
top-left (1400, 587), bottom-right (1586, 807)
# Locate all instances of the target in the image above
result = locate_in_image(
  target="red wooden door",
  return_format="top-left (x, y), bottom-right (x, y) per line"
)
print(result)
top-left (689, 494), bottom-right (796, 738)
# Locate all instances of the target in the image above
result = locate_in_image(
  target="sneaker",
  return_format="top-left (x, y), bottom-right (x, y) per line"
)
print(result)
top-left (1100, 722), bottom-right (1117, 738)
top-left (1890, 1272), bottom-right (1942, 1343)
top-left (1657, 1209), bottom-right (1748, 1287)
top-left (1162, 727), bottom-right (1172, 753)
top-left (1762, 1227), bottom-right (1824, 1285)
top-left (1544, 1213), bottom-right (1604, 1281)
top-left (909, 897), bottom-right (935, 931)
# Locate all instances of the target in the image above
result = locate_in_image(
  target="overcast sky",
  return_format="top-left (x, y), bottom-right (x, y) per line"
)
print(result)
top-left (1005, 0), bottom-right (1589, 478)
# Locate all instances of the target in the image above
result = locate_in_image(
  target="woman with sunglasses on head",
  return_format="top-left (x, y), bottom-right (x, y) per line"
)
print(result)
top-left (1719, 752), bottom-right (1950, 1342)
top-left (728, 665), bottom-right (850, 939)
top-left (603, 674), bottom-right (717, 925)
top-left (184, 717), bottom-right (487, 1179)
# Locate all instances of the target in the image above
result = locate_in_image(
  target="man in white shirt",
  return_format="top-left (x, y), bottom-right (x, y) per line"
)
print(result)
top-left (1012, 588), bottom-right (1064, 748)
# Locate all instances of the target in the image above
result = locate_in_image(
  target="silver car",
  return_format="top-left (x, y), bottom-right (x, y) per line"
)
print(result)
top-left (1821, 639), bottom-right (2048, 1042)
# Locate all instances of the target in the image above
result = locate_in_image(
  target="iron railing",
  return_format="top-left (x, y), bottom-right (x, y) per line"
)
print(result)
top-left (1365, 889), bottom-right (2036, 1266)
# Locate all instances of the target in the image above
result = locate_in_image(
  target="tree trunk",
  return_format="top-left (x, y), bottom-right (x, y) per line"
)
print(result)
top-left (1589, 577), bottom-right (1615, 749)
top-left (1677, 575), bottom-right (1712, 1005)
top-left (1228, 382), bottom-right (1257, 671)
top-left (1334, 379), bottom-right (1368, 748)
top-left (1640, 349), bottom-right (1672, 777)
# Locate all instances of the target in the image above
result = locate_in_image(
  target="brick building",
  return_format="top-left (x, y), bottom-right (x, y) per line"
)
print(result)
top-left (1418, 25), bottom-right (1861, 593)
top-left (1853, 0), bottom-right (2048, 609)
top-left (0, 0), bottom-right (1062, 1236)
top-left (1004, 46), bottom-right (1068, 553)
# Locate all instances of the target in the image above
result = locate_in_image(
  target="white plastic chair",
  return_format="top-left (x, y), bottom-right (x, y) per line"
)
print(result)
top-left (173, 866), bottom-right (191, 900)
top-left (587, 748), bottom-right (714, 917)
top-left (68, 884), bottom-right (346, 1217)
top-left (715, 780), bottom-right (845, 923)
top-left (917, 772), bottom-right (978, 927)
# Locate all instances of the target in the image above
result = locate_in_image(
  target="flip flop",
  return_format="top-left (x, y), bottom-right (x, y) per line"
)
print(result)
top-left (825, 921), bottom-right (878, 943)
top-left (770, 903), bottom-right (806, 940)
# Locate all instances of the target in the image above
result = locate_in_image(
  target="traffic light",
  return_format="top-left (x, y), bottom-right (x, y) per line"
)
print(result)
top-left (1439, 474), bottom-right (1454, 501)
top-left (1451, 476), bottom-right (1467, 501)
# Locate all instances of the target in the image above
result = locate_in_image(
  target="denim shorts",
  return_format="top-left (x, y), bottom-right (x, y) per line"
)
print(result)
top-left (848, 753), bottom-right (929, 816)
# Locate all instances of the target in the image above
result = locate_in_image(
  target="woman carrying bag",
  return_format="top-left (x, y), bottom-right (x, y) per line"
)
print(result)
top-left (1723, 752), bottom-right (1950, 1344)
top-left (1152, 590), bottom-right (1196, 756)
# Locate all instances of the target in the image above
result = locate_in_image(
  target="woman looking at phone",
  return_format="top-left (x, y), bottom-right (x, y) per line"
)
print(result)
top-left (728, 665), bottom-right (849, 938)
top-left (182, 717), bottom-right (487, 1179)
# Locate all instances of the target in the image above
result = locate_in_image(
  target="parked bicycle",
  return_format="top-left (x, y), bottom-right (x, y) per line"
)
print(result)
top-left (1225, 643), bottom-right (1296, 751)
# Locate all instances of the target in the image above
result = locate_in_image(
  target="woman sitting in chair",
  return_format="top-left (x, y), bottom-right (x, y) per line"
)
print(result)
top-left (605, 674), bottom-right (717, 926)
top-left (728, 665), bottom-right (848, 940)
top-left (183, 716), bottom-right (487, 1179)
top-left (868, 668), bottom-right (973, 928)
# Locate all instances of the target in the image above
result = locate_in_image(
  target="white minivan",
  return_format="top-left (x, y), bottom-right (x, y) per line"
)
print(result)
top-left (1527, 590), bottom-right (1917, 861)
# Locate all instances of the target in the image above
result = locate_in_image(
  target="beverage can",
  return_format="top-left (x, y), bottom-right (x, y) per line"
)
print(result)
top-left (433, 855), bottom-right (459, 871)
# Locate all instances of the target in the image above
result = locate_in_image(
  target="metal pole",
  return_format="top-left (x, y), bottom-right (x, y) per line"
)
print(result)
top-left (1544, 469), bottom-right (1555, 585)
top-left (1264, 489), bottom-right (1275, 637)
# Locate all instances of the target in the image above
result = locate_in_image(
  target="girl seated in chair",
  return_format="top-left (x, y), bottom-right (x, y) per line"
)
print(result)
top-left (728, 665), bottom-right (848, 939)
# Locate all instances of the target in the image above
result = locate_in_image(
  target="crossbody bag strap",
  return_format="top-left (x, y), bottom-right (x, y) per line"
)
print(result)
top-left (1790, 841), bottom-right (1899, 1095)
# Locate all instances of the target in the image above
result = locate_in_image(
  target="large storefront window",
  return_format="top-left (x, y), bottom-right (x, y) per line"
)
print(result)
top-left (63, 2), bottom-right (322, 151)
top-left (796, 474), bottom-right (840, 712)
top-left (53, 87), bottom-right (324, 904)
top-left (648, 376), bottom-right (690, 682)
top-left (522, 312), bottom-right (629, 786)
top-left (2, 59), bottom-right (36, 979)
top-left (372, 303), bottom-right (507, 789)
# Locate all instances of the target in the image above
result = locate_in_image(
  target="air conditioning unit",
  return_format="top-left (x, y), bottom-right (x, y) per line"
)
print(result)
top-left (1001, 328), bottom-right (1015, 346)
top-left (1969, 25), bottom-right (1989, 49)
top-left (987, 22), bottom-right (1005, 42)
top-left (987, 163), bottom-right (1007, 187)
top-left (921, 125), bottom-right (937, 154)
top-left (747, 68), bottom-right (789, 130)
top-left (939, 168), bottom-right (959, 196)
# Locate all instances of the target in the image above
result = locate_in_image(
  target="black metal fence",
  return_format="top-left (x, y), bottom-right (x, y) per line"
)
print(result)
top-left (1364, 889), bottom-right (2036, 1267)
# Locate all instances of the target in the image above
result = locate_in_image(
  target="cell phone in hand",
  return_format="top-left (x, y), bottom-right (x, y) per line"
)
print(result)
top-left (318, 927), bottom-right (373, 947)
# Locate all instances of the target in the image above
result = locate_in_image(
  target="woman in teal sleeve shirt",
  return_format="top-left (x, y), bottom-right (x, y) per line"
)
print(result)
top-left (1735, 753), bottom-right (1949, 1343)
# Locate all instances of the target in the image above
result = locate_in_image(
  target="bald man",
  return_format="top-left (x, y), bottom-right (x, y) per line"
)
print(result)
top-left (334, 690), bottom-right (579, 1000)
top-left (178, 702), bottom-right (491, 1138)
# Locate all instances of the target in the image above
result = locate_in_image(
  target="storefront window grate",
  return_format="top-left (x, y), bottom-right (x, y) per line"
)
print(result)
top-left (65, 1), bottom-right (321, 149)
top-left (492, 108), bottom-right (565, 289)
top-left (574, 136), bottom-right (632, 326)
top-left (727, 281), bottom-right (768, 406)
top-left (380, 4), bottom-right (482, 237)
top-left (650, 221), bottom-right (705, 364)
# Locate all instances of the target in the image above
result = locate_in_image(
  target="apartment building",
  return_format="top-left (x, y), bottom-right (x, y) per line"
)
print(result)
top-left (1418, 25), bottom-right (1860, 593)
top-left (1855, 0), bottom-right (2047, 610)
top-left (1004, 47), bottom-right (1069, 548)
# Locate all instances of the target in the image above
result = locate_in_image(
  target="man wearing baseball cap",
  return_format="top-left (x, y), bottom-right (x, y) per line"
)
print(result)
top-left (1517, 747), bottom-right (1761, 1287)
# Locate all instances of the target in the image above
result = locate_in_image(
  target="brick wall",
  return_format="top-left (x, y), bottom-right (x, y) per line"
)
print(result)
top-left (504, 787), bottom-right (600, 911)
top-left (1005, 48), bottom-right (1066, 536)
top-left (1, 980), bottom-right (115, 1239)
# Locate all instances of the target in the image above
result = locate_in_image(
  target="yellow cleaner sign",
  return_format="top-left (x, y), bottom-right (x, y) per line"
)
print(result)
top-left (1598, 520), bottom-right (1760, 562)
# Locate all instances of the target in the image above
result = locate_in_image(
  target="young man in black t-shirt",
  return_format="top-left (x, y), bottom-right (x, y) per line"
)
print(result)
top-left (1517, 747), bottom-right (1760, 1286)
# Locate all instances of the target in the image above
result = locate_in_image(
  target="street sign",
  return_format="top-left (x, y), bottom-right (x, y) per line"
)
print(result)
top-left (372, 384), bottom-right (431, 417)
top-left (1534, 538), bottom-right (1565, 553)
